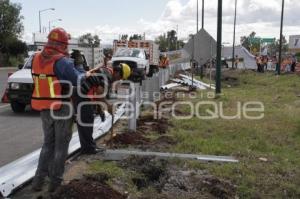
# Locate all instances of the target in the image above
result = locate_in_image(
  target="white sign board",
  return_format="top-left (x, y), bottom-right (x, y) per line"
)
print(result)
top-left (289, 35), bottom-right (300, 49)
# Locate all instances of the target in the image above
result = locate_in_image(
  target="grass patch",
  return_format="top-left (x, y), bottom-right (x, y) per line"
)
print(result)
top-left (89, 161), bottom-right (124, 178)
top-left (169, 71), bottom-right (300, 198)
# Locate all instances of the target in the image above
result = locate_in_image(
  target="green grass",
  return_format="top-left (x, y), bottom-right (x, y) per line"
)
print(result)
top-left (86, 71), bottom-right (300, 198)
top-left (170, 71), bottom-right (300, 198)
top-left (89, 161), bottom-right (124, 178)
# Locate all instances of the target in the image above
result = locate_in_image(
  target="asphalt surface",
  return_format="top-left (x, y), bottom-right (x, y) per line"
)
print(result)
top-left (0, 68), bottom-right (44, 167)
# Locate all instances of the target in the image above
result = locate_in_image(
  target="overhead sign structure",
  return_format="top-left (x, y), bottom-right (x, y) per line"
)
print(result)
top-left (184, 29), bottom-right (217, 66)
top-left (249, 37), bottom-right (275, 44)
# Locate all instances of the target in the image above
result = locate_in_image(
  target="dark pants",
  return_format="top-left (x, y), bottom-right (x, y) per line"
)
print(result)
top-left (34, 105), bottom-right (73, 185)
top-left (73, 94), bottom-right (96, 153)
top-left (291, 63), bottom-right (296, 72)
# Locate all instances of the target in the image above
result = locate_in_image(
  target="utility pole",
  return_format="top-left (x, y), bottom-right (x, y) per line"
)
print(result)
top-left (202, 0), bottom-right (204, 29)
top-left (39, 8), bottom-right (55, 33)
top-left (216, 0), bottom-right (222, 94)
top-left (197, 0), bottom-right (199, 32)
top-left (278, 0), bottom-right (285, 75)
top-left (231, 0), bottom-right (237, 69)
top-left (176, 25), bottom-right (179, 50)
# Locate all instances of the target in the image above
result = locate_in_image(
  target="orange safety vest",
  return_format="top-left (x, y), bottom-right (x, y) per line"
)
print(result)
top-left (31, 52), bottom-right (65, 111)
top-left (159, 57), bottom-right (169, 68)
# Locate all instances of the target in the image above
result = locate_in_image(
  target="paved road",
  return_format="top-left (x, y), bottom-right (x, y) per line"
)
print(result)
top-left (0, 68), bottom-right (44, 167)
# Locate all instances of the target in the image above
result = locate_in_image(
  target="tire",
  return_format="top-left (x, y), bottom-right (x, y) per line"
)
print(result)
top-left (10, 101), bottom-right (26, 113)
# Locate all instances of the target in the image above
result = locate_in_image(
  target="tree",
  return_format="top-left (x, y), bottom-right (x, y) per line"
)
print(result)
top-left (155, 33), bottom-right (168, 52)
top-left (120, 34), bottom-right (128, 41)
top-left (240, 32), bottom-right (259, 53)
top-left (79, 33), bottom-right (100, 47)
top-left (7, 38), bottom-right (27, 56)
top-left (129, 34), bottom-right (143, 41)
top-left (0, 0), bottom-right (25, 66)
top-left (155, 30), bottom-right (185, 52)
top-left (268, 35), bottom-right (288, 56)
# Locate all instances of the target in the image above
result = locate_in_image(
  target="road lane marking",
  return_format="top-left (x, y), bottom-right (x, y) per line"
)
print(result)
top-left (0, 104), bottom-right (10, 109)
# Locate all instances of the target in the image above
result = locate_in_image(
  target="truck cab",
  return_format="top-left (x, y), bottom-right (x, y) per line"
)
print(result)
top-left (112, 48), bottom-right (150, 82)
top-left (6, 51), bottom-right (88, 113)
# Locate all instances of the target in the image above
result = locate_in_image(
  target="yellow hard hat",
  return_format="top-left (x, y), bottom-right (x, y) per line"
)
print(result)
top-left (120, 63), bottom-right (131, 80)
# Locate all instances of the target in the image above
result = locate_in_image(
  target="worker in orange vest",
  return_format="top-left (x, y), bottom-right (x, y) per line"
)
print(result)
top-left (159, 53), bottom-right (170, 69)
top-left (31, 28), bottom-right (91, 193)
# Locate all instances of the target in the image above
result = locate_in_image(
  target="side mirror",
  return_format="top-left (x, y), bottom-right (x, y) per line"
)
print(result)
top-left (18, 64), bottom-right (23, 70)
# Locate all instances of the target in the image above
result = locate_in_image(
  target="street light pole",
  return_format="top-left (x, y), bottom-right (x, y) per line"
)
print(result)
top-left (39, 8), bottom-right (55, 33)
top-left (278, 0), bottom-right (285, 75)
top-left (49, 19), bottom-right (62, 32)
top-left (202, 0), bottom-right (204, 29)
top-left (39, 11), bottom-right (41, 33)
top-left (216, 0), bottom-right (222, 94)
top-left (231, 0), bottom-right (237, 69)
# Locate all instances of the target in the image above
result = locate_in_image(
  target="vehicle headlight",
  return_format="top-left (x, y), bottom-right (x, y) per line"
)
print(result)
top-left (10, 83), bottom-right (20, 90)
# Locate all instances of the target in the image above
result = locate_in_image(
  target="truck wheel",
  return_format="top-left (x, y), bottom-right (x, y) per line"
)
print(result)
top-left (10, 101), bottom-right (26, 113)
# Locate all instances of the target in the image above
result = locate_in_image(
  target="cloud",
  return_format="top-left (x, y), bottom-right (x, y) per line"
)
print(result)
top-left (23, 0), bottom-right (300, 45)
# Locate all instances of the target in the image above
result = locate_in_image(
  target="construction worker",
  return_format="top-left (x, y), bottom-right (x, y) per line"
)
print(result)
top-left (159, 53), bottom-right (170, 69)
top-left (234, 55), bottom-right (239, 69)
top-left (31, 28), bottom-right (90, 193)
top-left (73, 58), bottom-right (131, 155)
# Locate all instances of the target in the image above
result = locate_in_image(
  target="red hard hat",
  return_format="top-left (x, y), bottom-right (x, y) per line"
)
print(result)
top-left (48, 28), bottom-right (71, 45)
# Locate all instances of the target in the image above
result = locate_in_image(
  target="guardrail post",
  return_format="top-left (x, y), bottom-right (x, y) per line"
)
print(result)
top-left (128, 83), bottom-right (142, 132)
top-left (128, 84), bottom-right (137, 132)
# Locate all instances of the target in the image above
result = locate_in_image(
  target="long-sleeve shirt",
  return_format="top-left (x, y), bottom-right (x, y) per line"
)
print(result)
top-left (54, 57), bottom-right (85, 86)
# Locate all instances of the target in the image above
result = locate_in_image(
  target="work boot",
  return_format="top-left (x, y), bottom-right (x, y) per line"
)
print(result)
top-left (31, 177), bottom-right (45, 192)
top-left (81, 146), bottom-right (106, 155)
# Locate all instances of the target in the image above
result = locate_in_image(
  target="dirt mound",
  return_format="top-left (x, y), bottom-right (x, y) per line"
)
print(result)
top-left (121, 157), bottom-right (168, 191)
top-left (137, 115), bottom-right (172, 134)
top-left (107, 131), bottom-right (150, 146)
top-left (119, 157), bottom-right (237, 199)
top-left (51, 175), bottom-right (126, 199)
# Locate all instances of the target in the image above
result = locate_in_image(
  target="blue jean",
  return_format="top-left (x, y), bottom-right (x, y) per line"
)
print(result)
top-left (34, 105), bottom-right (73, 184)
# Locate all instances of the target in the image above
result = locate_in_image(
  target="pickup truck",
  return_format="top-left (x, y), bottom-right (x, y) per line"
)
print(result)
top-left (112, 48), bottom-right (150, 82)
top-left (5, 51), bottom-right (88, 113)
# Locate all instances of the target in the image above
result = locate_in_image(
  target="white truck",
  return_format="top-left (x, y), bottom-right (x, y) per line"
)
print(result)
top-left (3, 50), bottom-right (89, 113)
top-left (112, 40), bottom-right (160, 81)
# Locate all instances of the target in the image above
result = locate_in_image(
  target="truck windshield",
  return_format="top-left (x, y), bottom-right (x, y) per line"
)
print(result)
top-left (23, 55), bottom-right (34, 69)
top-left (114, 49), bottom-right (143, 58)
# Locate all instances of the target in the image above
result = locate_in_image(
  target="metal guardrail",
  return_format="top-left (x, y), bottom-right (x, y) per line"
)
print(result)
top-left (127, 63), bottom-right (191, 131)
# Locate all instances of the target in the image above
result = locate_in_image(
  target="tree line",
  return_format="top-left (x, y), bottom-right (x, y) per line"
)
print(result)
top-left (0, 0), bottom-right (27, 67)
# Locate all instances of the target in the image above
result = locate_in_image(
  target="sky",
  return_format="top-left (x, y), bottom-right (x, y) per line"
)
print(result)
top-left (11, 0), bottom-right (300, 45)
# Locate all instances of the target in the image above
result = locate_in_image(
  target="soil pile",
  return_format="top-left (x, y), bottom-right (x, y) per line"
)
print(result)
top-left (51, 174), bottom-right (126, 199)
